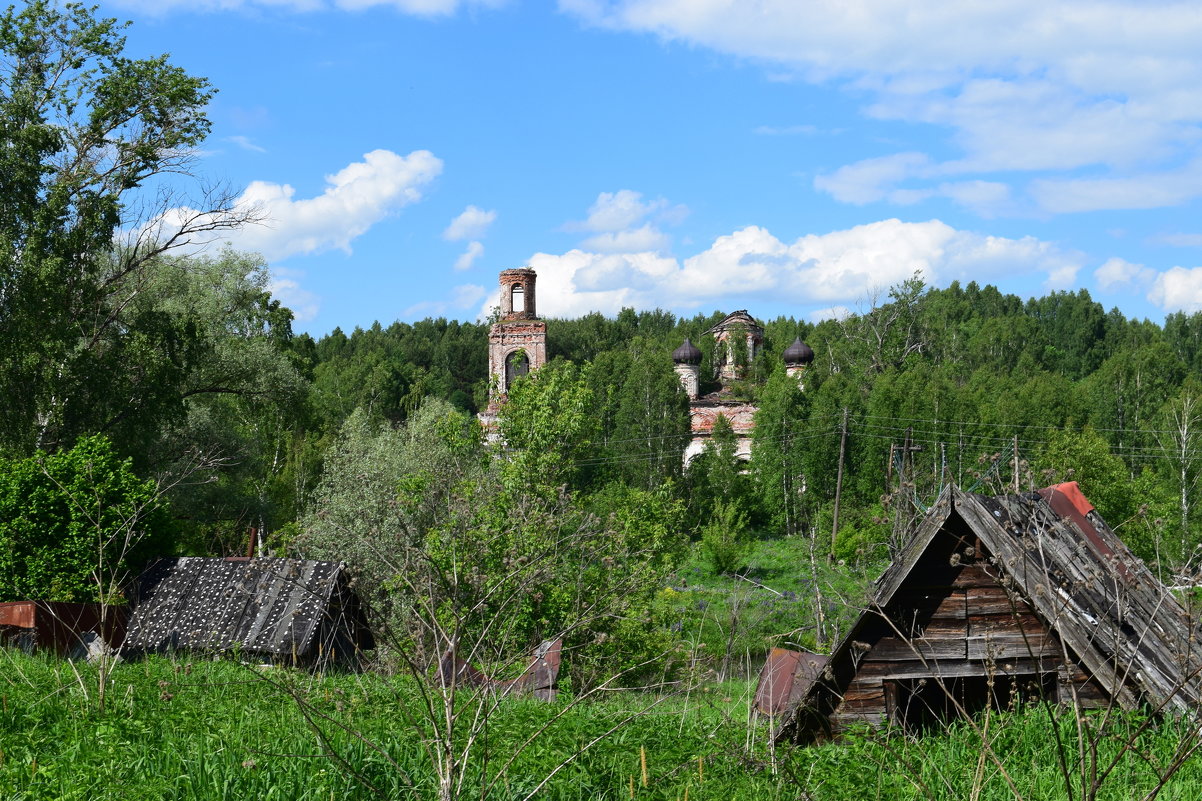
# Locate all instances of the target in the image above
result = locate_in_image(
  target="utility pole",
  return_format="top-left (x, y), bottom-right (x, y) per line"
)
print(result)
top-left (888, 428), bottom-right (924, 559)
top-left (940, 442), bottom-right (947, 491)
top-left (1013, 433), bottom-right (1020, 493)
top-left (831, 407), bottom-right (848, 563)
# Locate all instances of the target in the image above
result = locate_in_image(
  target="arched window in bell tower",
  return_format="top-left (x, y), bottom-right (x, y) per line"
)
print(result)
top-left (511, 284), bottom-right (525, 315)
top-left (505, 349), bottom-right (530, 390)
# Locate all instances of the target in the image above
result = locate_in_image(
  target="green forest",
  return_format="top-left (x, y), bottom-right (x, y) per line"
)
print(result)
top-left (8, 4), bottom-right (1202, 800)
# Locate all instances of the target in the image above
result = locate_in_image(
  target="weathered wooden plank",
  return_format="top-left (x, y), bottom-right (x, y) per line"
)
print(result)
top-left (868, 636), bottom-right (968, 661)
top-left (842, 683), bottom-right (884, 704)
top-left (966, 632), bottom-right (1061, 660)
top-left (855, 658), bottom-right (1062, 681)
top-left (965, 585), bottom-right (1037, 616)
top-left (951, 564), bottom-right (1000, 588)
top-left (967, 613), bottom-right (1046, 634)
top-left (840, 687), bottom-right (885, 711)
top-left (921, 619), bottom-right (969, 638)
top-left (894, 591), bottom-right (967, 620)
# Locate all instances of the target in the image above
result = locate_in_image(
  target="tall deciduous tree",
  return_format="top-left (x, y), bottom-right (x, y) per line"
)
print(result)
top-left (752, 364), bottom-right (811, 536)
top-left (0, 435), bottom-right (172, 602)
top-left (603, 337), bottom-right (690, 491)
top-left (498, 359), bottom-right (597, 494)
top-left (1154, 379), bottom-right (1202, 559)
top-left (0, 1), bottom-right (251, 455)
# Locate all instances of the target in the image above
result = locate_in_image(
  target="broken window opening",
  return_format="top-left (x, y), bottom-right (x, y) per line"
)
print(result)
top-left (885, 673), bottom-right (1056, 733)
top-left (511, 284), bottom-right (525, 314)
top-left (505, 350), bottom-right (530, 390)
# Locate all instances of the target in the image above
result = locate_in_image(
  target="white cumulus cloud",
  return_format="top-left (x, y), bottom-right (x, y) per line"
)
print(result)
top-left (148, 149), bottom-right (442, 263)
top-left (573, 189), bottom-right (667, 232)
top-left (565, 189), bottom-right (686, 254)
top-left (454, 241), bottom-right (485, 271)
top-left (564, 0), bottom-right (1202, 215)
top-left (580, 224), bottom-right (672, 253)
top-left (1094, 257), bottom-right (1157, 292)
top-left (443, 205), bottom-right (497, 241)
top-left (485, 214), bottom-right (1083, 319)
top-left (1149, 266), bottom-right (1202, 313)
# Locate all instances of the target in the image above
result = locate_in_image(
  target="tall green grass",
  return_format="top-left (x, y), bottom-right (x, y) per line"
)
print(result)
top-left (0, 652), bottom-right (784, 800)
top-left (5, 649), bottom-right (1202, 800)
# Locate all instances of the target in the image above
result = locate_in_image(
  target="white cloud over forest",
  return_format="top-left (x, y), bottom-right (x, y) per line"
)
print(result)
top-left (488, 212), bottom-right (1085, 319)
top-left (1149, 266), bottom-right (1202, 314)
top-left (150, 148), bottom-right (442, 263)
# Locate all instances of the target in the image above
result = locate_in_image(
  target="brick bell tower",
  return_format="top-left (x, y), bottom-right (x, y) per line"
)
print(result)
top-left (487, 268), bottom-right (547, 413)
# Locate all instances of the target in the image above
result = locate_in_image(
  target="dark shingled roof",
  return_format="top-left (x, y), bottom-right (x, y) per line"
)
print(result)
top-left (783, 337), bottom-right (815, 366)
top-left (122, 557), bottom-right (373, 665)
top-left (672, 338), bottom-right (702, 365)
top-left (778, 482), bottom-right (1202, 742)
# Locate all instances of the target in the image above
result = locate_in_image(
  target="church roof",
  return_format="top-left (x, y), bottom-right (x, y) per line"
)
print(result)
top-left (672, 338), bottom-right (703, 365)
top-left (703, 310), bottom-right (763, 336)
top-left (783, 337), bottom-right (815, 366)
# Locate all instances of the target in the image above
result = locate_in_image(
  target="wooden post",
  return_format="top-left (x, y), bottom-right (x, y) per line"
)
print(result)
top-left (1013, 434), bottom-right (1020, 493)
top-left (831, 407), bottom-right (848, 562)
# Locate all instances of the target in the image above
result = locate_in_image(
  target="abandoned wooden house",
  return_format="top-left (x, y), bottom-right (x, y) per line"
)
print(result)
top-left (773, 482), bottom-right (1202, 742)
top-left (122, 557), bottom-right (374, 666)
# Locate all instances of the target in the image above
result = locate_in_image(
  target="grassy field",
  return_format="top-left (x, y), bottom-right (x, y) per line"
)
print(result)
top-left (0, 651), bottom-right (786, 801)
top-left (6, 649), bottom-right (1202, 801)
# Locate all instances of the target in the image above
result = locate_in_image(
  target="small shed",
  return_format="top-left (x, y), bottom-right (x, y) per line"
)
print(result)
top-left (122, 557), bottom-right (374, 666)
top-left (0, 601), bottom-right (128, 656)
top-left (777, 482), bottom-right (1202, 742)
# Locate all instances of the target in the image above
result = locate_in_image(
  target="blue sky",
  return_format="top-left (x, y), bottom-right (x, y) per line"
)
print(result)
top-left (100, 0), bottom-right (1202, 336)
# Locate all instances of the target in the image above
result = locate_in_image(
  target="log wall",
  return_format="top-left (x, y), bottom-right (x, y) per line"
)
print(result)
top-left (829, 555), bottom-right (1108, 733)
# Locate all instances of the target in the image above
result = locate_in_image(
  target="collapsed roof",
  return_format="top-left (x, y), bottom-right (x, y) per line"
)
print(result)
top-left (778, 483), bottom-right (1202, 742)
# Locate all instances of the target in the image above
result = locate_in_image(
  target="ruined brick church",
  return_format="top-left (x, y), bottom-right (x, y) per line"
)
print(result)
top-left (484, 268), bottom-right (548, 416)
top-left (671, 312), bottom-right (813, 462)
top-left (483, 268), bottom-right (814, 460)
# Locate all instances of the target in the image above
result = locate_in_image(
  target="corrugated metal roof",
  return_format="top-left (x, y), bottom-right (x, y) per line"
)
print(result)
top-left (122, 557), bottom-right (371, 663)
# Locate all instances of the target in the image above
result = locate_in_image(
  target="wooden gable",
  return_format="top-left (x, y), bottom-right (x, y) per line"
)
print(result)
top-left (780, 483), bottom-right (1189, 743)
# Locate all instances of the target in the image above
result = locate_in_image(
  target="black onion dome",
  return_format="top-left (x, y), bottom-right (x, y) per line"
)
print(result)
top-left (672, 338), bottom-right (703, 365)
top-left (783, 337), bottom-right (815, 366)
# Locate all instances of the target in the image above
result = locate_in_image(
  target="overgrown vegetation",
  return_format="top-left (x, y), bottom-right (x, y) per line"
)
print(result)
top-left (7, 652), bottom-right (1202, 800)
top-left (9, 4), bottom-right (1202, 800)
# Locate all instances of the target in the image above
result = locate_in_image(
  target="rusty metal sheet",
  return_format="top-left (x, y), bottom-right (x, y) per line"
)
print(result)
top-left (755, 647), bottom-right (828, 716)
top-left (0, 602), bottom-right (128, 656)
top-left (502, 638), bottom-right (562, 700)
top-left (756, 648), bottom-right (801, 715)
top-left (438, 651), bottom-right (490, 689)
top-left (0, 602), bottom-right (36, 629)
top-left (1039, 482), bottom-right (1132, 581)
